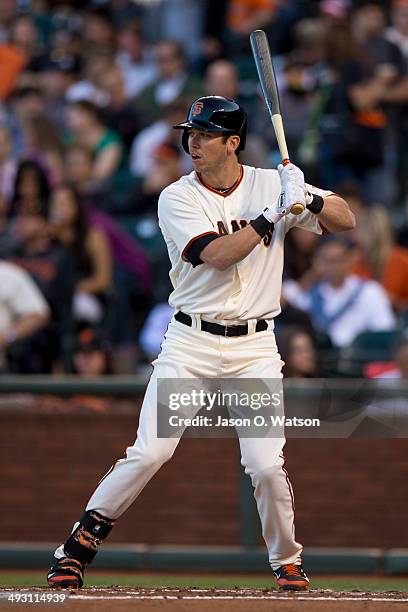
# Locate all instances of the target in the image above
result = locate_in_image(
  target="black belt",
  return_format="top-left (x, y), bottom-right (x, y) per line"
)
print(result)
top-left (175, 311), bottom-right (268, 337)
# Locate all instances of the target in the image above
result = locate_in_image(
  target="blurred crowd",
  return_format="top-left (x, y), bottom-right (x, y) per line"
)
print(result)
top-left (0, 0), bottom-right (408, 378)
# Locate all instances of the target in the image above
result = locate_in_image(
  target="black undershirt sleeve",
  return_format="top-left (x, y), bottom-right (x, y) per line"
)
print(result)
top-left (182, 232), bottom-right (220, 267)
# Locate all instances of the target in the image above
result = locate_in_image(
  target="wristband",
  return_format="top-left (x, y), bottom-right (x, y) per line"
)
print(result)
top-left (250, 214), bottom-right (274, 238)
top-left (306, 193), bottom-right (324, 214)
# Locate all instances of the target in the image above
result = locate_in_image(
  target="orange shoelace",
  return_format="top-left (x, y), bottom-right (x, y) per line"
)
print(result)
top-left (282, 564), bottom-right (300, 576)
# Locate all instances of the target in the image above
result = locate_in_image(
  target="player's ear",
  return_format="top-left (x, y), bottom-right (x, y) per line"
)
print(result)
top-left (227, 135), bottom-right (240, 154)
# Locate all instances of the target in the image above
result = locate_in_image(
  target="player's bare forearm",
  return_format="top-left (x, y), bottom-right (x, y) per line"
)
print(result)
top-left (316, 195), bottom-right (356, 233)
top-left (200, 224), bottom-right (264, 271)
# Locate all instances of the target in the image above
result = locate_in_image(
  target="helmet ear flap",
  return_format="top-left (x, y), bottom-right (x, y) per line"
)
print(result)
top-left (182, 129), bottom-right (189, 154)
top-left (237, 114), bottom-right (247, 152)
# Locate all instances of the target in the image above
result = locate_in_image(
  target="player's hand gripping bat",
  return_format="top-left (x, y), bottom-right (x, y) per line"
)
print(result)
top-left (250, 29), bottom-right (305, 215)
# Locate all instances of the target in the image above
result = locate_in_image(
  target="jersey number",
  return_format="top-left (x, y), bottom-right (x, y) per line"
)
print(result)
top-left (217, 220), bottom-right (273, 247)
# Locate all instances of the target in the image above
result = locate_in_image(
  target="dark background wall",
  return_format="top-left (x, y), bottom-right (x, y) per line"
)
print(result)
top-left (1, 401), bottom-right (407, 548)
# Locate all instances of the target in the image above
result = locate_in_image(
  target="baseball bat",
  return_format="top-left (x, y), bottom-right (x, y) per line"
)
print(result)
top-left (250, 29), bottom-right (305, 215)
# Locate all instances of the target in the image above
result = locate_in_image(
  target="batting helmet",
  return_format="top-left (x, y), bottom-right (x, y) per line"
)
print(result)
top-left (174, 96), bottom-right (247, 154)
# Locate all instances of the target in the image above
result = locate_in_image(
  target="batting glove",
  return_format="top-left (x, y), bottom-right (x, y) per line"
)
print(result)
top-left (262, 183), bottom-right (304, 224)
top-left (278, 162), bottom-right (305, 192)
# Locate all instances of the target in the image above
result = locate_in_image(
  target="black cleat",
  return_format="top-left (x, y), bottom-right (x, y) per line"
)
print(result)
top-left (273, 563), bottom-right (309, 591)
top-left (47, 556), bottom-right (86, 589)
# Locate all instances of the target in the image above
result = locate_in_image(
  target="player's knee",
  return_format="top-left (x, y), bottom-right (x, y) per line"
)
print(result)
top-left (242, 453), bottom-right (284, 478)
top-left (250, 464), bottom-right (292, 499)
top-left (251, 463), bottom-right (281, 482)
top-left (133, 445), bottom-right (175, 470)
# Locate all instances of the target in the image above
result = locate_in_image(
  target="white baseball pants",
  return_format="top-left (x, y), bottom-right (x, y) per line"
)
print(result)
top-left (86, 318), bottom-right (303, 570)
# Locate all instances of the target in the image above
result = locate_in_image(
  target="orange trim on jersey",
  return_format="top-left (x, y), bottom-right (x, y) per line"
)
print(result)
top-left (196, 165), bottom-right (244, 197)
top-left (181, 231), bottom-right (220, 261)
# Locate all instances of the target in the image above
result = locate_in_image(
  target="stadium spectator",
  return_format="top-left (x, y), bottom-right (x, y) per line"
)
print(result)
top-left (46, 25), bottom-right (82, 71)
top-left (65, 54), bottom-right (111, 106)
top-left (276, 17), bottom-right (328, 168)
top-left (135, 40), bottom-right (202, 122)
top-left (277, 325), bottom-right (320, 378)
top-left (275, 292), bottom-right (317, 341)
top-left (283, 227), bottom-right (320, 286)
top-left (351, 206), bottom-right (408, 312)
top-left (0, 192), bottom-right (17, 257)
top-left (116, 21), bottom-right (157, 98)
top-left (66, 100), bottom-right (123, 188)
top-left (2, 159), bottom-right (51, 258)
top-left (6, 177), bottom-right (75, 372)
top-left (129, 99), bottom-right (190, 178)
top-left (61, 150), bottom-right (152, 370)
top-left (6, 86), bottom-right (46, 158)
top-left (226, 0), bottom-right (278, 39)
top-left (72, 326), bottom-right (112, 377)
top-left (0, 19), bottom-right (27, 100)
top-left (161, 0), bottom-right (206, 64)
top-left (381, 0), bottom-right (408, 201)
top-left (9, 14), bottom-right (42, 74)
top-left (63, 144), bottom-right (122, 214)
top-left (205, 59), bottom-right (241, 101)
top-left (22, 114), bottom-right (65, 185)
top-left (98, 61), bottom-right (142, 152)
top-left (201, 0), bottom-right (228, 67)
top-left (39, 55), bottom-right (82, 132)
top-left (82, 7), bottom-right (116, 57)
top-left (64, 145), bottom-right (96, 198)
top-left (0, 125), bottom-right (17, 204)
top-left (319, 0), bottom-right (406, 201)
top-left (0, 0), bottom-right (17, 43)
top-left (283, 238), bottom-right (396, 347)
top-left (0, 260), bottom-right (49, 373)
top-left (9, 159), bottom-right (50, 217)
top-left (48, 184), bottom-right (112, 325)
top-left (63, 144), bottom-right (149, 280)
top-left (386, 0), bottom-right (408, 60)
top-left (126, 142), bottom-right (184, 216)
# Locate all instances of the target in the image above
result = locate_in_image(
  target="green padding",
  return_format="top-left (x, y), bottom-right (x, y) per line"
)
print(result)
top-left (0, 549), bottom-right (51, 568)
top-left (0, 546), bottom-right (145, 570)
top-left (147, 548), bottom-right (268, 572)
top-left (384, 551), bottom-right (408, 575)
top-left (303, 549), bottom-right (382, 574)
top-left (0, 375), bottom-right (147, 395)
top-left (92, 549), bottom-right (145, 570)
top-left (0, 545), bottom-right (383, 574)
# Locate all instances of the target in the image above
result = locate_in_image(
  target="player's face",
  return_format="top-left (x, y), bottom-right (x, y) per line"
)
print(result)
top-left (188, 129), bottom-right (231, 172)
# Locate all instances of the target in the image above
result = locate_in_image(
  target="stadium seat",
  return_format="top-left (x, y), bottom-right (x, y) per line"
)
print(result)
top-left (398, 308), bottom-right (408, 332)
top-left (338, 330), bottom-right (400, 376)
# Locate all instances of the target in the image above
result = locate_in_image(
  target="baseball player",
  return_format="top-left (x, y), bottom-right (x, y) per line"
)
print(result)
top-left (47, 96), bottom-right (355, 591)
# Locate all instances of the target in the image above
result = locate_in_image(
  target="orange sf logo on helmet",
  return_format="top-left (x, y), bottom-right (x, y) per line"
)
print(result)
top-left (191, 101), bottom-right (204, 116)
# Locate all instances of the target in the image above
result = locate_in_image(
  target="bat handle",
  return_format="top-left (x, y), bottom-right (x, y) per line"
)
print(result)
top-left (282, 157), bottom-right (305, 216)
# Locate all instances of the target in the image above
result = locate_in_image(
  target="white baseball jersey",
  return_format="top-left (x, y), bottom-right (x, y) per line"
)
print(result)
top-left (158, 165), bottom-right (333, 321)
